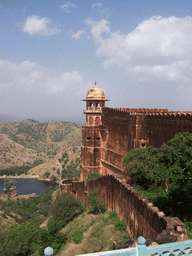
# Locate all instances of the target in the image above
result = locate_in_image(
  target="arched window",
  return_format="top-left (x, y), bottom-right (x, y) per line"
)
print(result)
top-left (88, 116), bottom-right (93, 125)
top-left (95, 117), bottom-right (100, 126)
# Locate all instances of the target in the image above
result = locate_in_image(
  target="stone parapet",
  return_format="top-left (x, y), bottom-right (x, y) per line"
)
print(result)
top-left (59, 175), bottom-right (186, 242)
top-left (106, 107), bottom-right (192, 116)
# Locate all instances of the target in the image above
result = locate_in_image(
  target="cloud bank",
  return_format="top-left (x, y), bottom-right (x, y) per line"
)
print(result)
top-left (0, 59), bottom-right (88, 95)
top-left (86, 16), bottom-right (192, 81)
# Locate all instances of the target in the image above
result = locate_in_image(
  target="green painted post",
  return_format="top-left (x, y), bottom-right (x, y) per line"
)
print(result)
top-left (136, 236), bottom-right (147, 256)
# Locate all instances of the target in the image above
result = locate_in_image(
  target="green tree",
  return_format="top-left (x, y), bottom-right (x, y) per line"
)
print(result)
top-left (4, 179), bottom-right (16, 193)
top-left (4, 221), bottom-right (40, 256)
top-left (158, 132), bottom-right (192, 192)
top-left (123, 132), bottom-right (192, 193)
top-left (51, 192), bottom-right (84, 225)
top-left (87, 170), bottom-right (101, 180)
top-left (44, 172), bottom-right (50, 178)
top-left (122, 146), bottom-right (161, 187)
top-left (47, 218), bottom-right (63, 235)
top-left (50, 175), bottom-right (56, 182)
top-left (86, 188), bottom-right (106, 214)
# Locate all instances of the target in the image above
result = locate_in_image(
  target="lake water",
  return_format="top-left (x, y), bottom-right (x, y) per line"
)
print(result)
top-left (0, 179), bottom-right (56, 195)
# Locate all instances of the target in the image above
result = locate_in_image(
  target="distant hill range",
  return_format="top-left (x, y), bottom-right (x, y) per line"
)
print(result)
top-left (0, 119), bottom-right (82, 170)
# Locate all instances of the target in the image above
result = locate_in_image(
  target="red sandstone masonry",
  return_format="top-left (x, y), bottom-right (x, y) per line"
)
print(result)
top-left (59, 175), bottom-right (186, 241)
top-left (110, 107), bottom-right (192, 115)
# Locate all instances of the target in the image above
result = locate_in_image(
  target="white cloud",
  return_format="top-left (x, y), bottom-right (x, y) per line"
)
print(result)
top-left (60, 2), bottom-right (76, 13)
top-left (29, 71), bottom-right (44, 80)
top-left (71, 30), bottom-right (85, 40)
top-left (85, 18), bottom-right (110, 43)
top-left (92, 3), bottom-right (102, 8)
top-left (20, 60), bottom-right (37, 70)
top-left (22, 15), bottom-right (59, 35)
top-left (47, 71), bottom-right (84, 94)
top-left (0, 58), bottom-right (87, 95)
top-left (86, 16), bottom-right (192, 81)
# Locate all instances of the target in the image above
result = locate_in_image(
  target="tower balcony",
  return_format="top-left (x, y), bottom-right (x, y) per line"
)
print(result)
top-left (83, 107), bottom-right (102, 114)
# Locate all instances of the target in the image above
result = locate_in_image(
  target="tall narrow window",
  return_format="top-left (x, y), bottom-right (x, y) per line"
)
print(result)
top-left (89, 116), bottom-right (93, 125)
top-left (95, 117), bottom-right (100, 126)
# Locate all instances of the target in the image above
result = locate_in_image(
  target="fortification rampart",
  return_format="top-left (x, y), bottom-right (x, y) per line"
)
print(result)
top-left (108, 107), bottom-right (192, 115)
top-left (98, 107), bottom-right (192, 172)
top-left (59, 175), bottom-right (186, 242)
top-left (147, 113), bottom-right (192, 148)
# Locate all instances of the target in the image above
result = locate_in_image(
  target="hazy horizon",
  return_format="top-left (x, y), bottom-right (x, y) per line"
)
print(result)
top-left (0, 113), bottom-right (85, 126)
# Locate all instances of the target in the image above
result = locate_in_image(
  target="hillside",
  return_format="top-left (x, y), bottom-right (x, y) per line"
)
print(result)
top-left (28, 146), bottom-right (81, 179)
top-left (57, 211), bottom-right (131, 256)
top-left (0, 133), bottom-right (44, 169)
top-left (0, 120), bottom-right (82, 174)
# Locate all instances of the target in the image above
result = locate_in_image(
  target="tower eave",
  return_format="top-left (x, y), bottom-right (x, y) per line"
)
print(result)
top-left (82, 99), bottom-right (110, 101)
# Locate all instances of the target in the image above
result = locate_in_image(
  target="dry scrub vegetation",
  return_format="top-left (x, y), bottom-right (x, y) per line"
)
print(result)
top-left (0, 120), bottom-right (82, 179)
top-left (57, 211), bottom-right (130, 256)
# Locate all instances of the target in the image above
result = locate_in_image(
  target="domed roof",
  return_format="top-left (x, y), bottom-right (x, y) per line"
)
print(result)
top-left (86, 85), bottom-right (105, 99)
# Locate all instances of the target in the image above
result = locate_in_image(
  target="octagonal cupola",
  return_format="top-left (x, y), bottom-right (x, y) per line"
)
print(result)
top-left (82, 82), bottom-right (109, 126)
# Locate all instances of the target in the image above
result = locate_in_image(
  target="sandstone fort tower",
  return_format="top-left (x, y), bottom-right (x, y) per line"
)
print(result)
top-left (81, 83), bottom-right (192, 181)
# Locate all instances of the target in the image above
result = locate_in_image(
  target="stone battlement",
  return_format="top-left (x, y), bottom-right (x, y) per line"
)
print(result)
top-left (60, 175), bottom-right (186, 242)
top-left (110, 107), bottom-right (192, 116)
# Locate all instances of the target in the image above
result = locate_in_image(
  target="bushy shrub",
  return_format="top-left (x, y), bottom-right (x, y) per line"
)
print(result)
top-left (51, 192), bottom-right (84, 225)
top-left (44, 172), bottom-right (50, 178)
top-left (87, 170), bottom-right (101, 180)
top-left (109, 211), bottom-right (117, 219)
top-left (4, 179), bottom-right (16, 191)
top-left (47, 218), bottom-right (63, 235)
top-left (114, 219), bottom-right (127, 231)
top-left (72, 230), bottom-right (83, 244)
top-left (88, 206), bottom-right (106, 214)
top-left (4, 221), bottom-right (41, 256)
top-left (37, 228), bottom-right (67, 256)
top-left (86, 189), bottom-right (106, 214)
top-left (50, 175), bottom-right (56, 182)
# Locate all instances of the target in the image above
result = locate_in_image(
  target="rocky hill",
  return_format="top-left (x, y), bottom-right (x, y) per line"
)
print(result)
top-left (0, 120), bottom-right (82, 171)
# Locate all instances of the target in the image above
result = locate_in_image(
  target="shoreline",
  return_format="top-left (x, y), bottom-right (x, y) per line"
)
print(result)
top-left (0, 175), bottom-right (60, 183)
top-left (0, 175), bottom-right (59, 196)
top-left (0, 174), bottom-right (39, 179)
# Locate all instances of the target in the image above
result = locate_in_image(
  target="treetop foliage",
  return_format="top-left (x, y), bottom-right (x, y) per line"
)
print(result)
top-left (87, 170), bottom-right (101, 180)
top-left (123, 132), bottom-right (192, 193)
top-left (51, 192), bottom-right (84, 224)
top-left (86, 188), bottom-right (106, 214)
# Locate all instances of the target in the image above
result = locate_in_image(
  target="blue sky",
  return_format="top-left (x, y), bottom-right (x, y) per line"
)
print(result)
top-left (1, 0), bottom-right (192, 124)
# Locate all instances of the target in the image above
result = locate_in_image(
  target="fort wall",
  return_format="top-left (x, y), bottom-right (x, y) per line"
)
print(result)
top-left (60, 175), bottom-right (185, 241)
top-left (147, 113), bottom-right (192, 148)
top-left (81, 107), bottom-right (192, 181)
